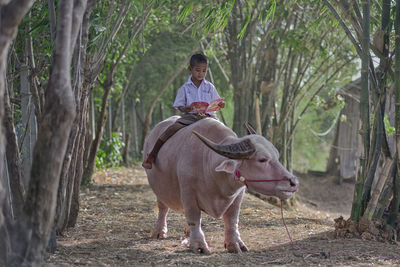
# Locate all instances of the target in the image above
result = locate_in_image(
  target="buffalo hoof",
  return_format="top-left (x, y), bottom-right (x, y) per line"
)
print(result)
top-left (190, 242), bottom-right (211, 255)
top-left (150, 230), bottom-right (167, 239)
top-left (225, 242), bottom-right (249, 253)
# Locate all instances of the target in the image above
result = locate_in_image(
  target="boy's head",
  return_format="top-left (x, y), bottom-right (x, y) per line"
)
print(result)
top-left (189, 53), bottom-right (208, 85)
top-left (190, 53), bottom-right (208, 67)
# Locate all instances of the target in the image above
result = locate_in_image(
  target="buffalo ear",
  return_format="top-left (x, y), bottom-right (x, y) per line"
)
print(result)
top-left (215, 159), bottom-right (239, 174)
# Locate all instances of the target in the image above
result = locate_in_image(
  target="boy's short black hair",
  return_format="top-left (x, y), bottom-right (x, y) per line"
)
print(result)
top-left (190, 53), bottom-right (208, 67)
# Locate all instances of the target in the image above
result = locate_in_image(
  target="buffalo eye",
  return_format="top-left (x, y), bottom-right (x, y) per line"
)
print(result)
top-left (258, 158), bottom-right (268, 163)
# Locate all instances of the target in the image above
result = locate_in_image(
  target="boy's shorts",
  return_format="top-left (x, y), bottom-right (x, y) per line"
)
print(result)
top-left (177, 113), bottom-right (217, 126)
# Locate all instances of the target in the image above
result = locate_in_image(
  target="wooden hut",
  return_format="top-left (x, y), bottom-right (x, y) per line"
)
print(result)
top-left (326, 79), bottom-right (360, 183)
top-left (326, 78), bottom-right (396, 184)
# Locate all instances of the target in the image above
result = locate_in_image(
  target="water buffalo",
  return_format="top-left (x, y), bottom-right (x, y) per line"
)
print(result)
top-left (143, 116), bottom-right (299, 254)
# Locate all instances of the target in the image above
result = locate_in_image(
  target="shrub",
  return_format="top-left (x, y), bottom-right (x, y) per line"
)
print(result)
top-left (96, 132), bottom-right (125, 168)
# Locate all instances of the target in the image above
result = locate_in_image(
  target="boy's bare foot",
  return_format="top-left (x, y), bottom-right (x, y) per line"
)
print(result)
top-left (142, 156), bottom-right (154, 169)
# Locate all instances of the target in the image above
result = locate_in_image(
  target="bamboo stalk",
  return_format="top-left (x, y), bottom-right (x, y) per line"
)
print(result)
top-left (351, 0), bottom-right (370, 222)
top-left (396, 0), bottom-right (400, 163)
top-left (363, 157), bottom-right (393, 220)
top-left (388, 0), bottom-right (400, 226)
top-left (361, 100), bottom-right (385, 213)
top-left (388, 155), bottom-right (399, 225)
top-left (255, 96), bottom-right (262, 135)
top-left (372, 159), bottom-right (396, 218)
top-left (374, 167), bottom-right (394, 219)
top-left (361, 0), bottom-right (392, 214)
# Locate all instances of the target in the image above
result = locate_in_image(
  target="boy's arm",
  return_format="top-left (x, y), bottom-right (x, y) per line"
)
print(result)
top-left (173, 87), bottom-right (187, 108)
top-left (174, 86), bottom-right (193, 113)
top-left (209, 83), bottom-right (221, 101)
top-left (209, 83), bottom-right (225, 108)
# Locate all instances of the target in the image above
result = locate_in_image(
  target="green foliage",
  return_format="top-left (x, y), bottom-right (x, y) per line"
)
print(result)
top-left (384, 115), bottom-right (395, 135)
top-left (293, 104), bottom-right (340, 172)
top-left (237, 14), bottom-right (251, 39)
top-left (11, 0), bottom-right (375, 179)
top-left (258, 0), bottom-right (276, 24)
top-left (178, 0), bottom-right (235, 35)
top-left (96, 132), bottom-right (125, 168)
top-left (127, 30), bottom-right (198, 123)
top-left (293, 88), bottom-right (346, 172)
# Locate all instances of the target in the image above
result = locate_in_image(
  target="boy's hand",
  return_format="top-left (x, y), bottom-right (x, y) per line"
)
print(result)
top-left (218, 101), bottom-right (225, 109)
top-left (178, 106), bottom-right (192, 113)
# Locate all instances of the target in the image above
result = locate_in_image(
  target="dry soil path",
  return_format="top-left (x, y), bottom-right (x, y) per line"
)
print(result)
top-left (45, 167), bottom-right (400, 266)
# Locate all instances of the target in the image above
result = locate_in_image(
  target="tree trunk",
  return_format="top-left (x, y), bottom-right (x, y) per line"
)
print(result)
top-left (55, 46), bottom-right (82, 233)
top-left (130, 98), bottom-right (139, 156)
top-left (0, 1), bottom-right (35, 266)
top-left (112, 67), bottom-right (133, 132)
top-left (260, 52), bottom-right (278, 138)
top-left (83, 5), bottom-right (153, 182)
top-left (68, 103), bottom-right (89, 227)
top-left (226, 2), bottom-right (245, 137)
top-left (122, 97), bottom-right (126, 150)
top-left (3, 83), bottom-right (24, 219)
top-left (108, 100), bottom-right (112, 138)
top-left (55, 0), bottom-right (95, 235)
top-left (20, 62), bottom-right (35, 189)
top-left (123, 133), bottom-right (130, 165)
top-left (82, 80), bottom-right (112, 184)
top-left (254, 96), bottom-right (261, 135)
top-left (3, 1), bottom-right (87, 265)
top-left (25, 14), bottom-right (43, 121)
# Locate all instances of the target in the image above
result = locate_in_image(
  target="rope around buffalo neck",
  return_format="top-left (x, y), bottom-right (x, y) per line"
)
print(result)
top-left (234, 170), bottom-right (284, 188)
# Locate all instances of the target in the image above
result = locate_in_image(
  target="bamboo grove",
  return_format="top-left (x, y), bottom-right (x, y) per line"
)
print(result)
top-left (323, 0), bottom-right (400, 224)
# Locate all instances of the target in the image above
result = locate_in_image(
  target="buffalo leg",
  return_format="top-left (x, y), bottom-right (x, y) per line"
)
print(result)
top-left (184, 222), bottom-right (190, 237)
top-left (151, 199), bottom-right (169, 239)
top-left (183, 198), bottom-right (210, 254)
top-left (222, 189), bottom-right (248, 253)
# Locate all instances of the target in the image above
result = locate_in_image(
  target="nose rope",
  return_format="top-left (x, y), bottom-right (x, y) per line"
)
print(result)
top-left (234, 170), bottom-right (284, 188)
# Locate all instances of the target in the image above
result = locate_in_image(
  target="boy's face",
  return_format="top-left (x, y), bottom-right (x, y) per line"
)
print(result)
top-left (189, 63), bottom-right (208, 84)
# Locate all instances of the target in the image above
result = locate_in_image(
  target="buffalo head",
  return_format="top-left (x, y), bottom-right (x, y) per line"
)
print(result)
top-left (193, 131), bottom-right (299, 200)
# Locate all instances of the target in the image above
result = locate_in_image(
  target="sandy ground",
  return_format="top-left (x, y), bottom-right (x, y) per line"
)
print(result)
top-left (45, 167), bottom-right (400, 266)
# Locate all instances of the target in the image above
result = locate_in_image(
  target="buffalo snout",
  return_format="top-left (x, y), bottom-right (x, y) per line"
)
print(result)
top-left (286, 175), bottom-right (299, 191)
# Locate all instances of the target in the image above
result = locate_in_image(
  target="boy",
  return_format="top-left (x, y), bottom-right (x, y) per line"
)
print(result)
top-left (142, 53), bottom-right (225, 169)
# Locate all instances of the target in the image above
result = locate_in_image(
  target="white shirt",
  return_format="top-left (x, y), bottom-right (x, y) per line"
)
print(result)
top-left (173, 76), bottom-right (221, 114)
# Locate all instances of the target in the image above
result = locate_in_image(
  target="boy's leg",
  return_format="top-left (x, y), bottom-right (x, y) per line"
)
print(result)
top-left (142, 122), bottom-right (186, 169)
top-left (142, 114), bottom-right (207, 169)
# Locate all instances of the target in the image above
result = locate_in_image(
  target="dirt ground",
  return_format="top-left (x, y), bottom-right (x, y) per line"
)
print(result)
top-left (45, 167), bottom-right (400, 266)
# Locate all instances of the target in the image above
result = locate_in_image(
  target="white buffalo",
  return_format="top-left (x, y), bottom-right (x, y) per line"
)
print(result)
top-left (143, 116), bottom-right (299, 254)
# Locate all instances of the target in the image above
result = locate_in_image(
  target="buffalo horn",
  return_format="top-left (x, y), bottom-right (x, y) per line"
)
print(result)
top-left (192, 130), bottom-right (256, 159)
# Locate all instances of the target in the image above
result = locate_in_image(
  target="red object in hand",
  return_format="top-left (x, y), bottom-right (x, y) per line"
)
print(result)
top-left (190, 98), bottom-right (225, 113)
top-left (190, 102), bottom-right (209, 113)
top-left (205, 98), bottom-right (224, 112)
